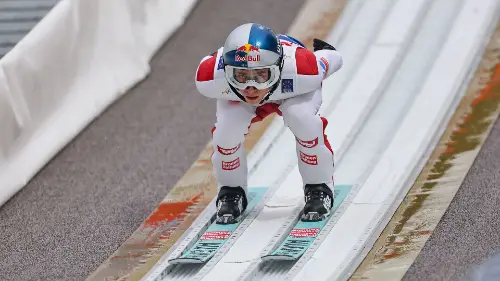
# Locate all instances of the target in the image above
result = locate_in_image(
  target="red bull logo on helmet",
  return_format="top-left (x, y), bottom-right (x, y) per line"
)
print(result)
top-left (235, 54), bottom-right (261, 62)
top-left (237, 43), bottom-right (260, 53)
top-left (235, 43), bottom-right (261, 62)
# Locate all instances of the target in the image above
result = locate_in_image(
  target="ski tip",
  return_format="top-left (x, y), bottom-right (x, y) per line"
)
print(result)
top-left (261, 254), bottom-right (297, 261)
top-left (168, 258), bottom-right (205, 265)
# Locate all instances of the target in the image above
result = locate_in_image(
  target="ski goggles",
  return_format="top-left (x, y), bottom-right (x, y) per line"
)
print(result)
top-left (225, 65), bottom-right (281, 90)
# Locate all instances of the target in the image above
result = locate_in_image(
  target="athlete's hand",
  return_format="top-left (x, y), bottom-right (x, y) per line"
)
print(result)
top-left (313, 38), bottom-right (336, 51)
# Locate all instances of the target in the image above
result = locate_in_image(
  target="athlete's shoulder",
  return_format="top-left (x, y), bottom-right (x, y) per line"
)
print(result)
top-left (196, 47), bottom-right (225, 82)
top-left (195, 47), bottom-right (240, 101)
top-left (266, 35), bottom-right (324, 100)
top-left (294, 48), bottom-right (319, 76)
top-left (278, 35), bottom-right (319, 76)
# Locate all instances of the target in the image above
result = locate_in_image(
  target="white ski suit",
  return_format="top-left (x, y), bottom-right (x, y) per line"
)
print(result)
top-left (195, 35), bottom-right (343, 199)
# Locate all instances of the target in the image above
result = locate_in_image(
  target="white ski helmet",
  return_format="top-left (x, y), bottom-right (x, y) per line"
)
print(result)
top-left (222, 23), bottom-right (284, 103)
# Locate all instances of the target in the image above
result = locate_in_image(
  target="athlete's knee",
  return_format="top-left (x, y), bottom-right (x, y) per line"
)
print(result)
top-left (212, 121), bottom-right (248, 150)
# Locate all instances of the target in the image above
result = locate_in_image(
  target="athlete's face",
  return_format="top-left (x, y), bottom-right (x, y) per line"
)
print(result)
top-left (234, 68), bottom-right (270, 104)
top-left (240, 86), bottom-right (269, 104)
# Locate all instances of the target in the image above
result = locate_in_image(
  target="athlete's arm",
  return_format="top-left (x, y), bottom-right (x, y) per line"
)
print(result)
top-left (292, 46), bottom-right (343, 94)
top-left (195, 50), bottom-right (240, 101)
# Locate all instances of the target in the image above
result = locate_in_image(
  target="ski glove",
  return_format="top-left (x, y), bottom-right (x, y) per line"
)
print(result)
top-left (313, 38), bottom-right (336, 51)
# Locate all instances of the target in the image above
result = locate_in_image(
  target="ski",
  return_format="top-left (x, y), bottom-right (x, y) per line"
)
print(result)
top-left (168, 186), bottom-right (268, 264)
top-left (261, 185), bottom-right (352, 261)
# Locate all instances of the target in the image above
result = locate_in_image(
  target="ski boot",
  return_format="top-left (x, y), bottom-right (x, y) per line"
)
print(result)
top-left (301, 183), bottom-right (334, 222)
top-left (215, 186), bottom-right (248, 224)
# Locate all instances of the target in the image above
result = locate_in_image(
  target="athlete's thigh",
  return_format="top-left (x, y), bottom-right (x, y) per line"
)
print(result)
top-left (215, 100), bottom-right (256, 129)
top-left (279, 88), bottom-right (323, 120)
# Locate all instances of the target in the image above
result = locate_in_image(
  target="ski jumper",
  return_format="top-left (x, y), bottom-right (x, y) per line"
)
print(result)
top-left (195, 35), bottom-right (343, 198)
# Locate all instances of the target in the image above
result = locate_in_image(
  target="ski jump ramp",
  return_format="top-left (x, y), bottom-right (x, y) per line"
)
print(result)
top-left (139, 0), bottom-right (500, 280)
top-left (1, 0), bottom-right (498, 280)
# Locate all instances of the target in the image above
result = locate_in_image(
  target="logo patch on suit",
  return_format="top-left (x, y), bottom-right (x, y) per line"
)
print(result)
top-left (222, 157), bottom-right (240, 170)
top-left (300, 151), bottom-right (318, 165)
top-left (296, 137), bottom-right (318, 148)
top-left (282, 79), bottom-right (294, 93)
top-left (217, 143), bottom-right (241, 155)
top-left (320, 57), bottom-right (329, 78)
top-left (217, 56), bottom-right (224, 70)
